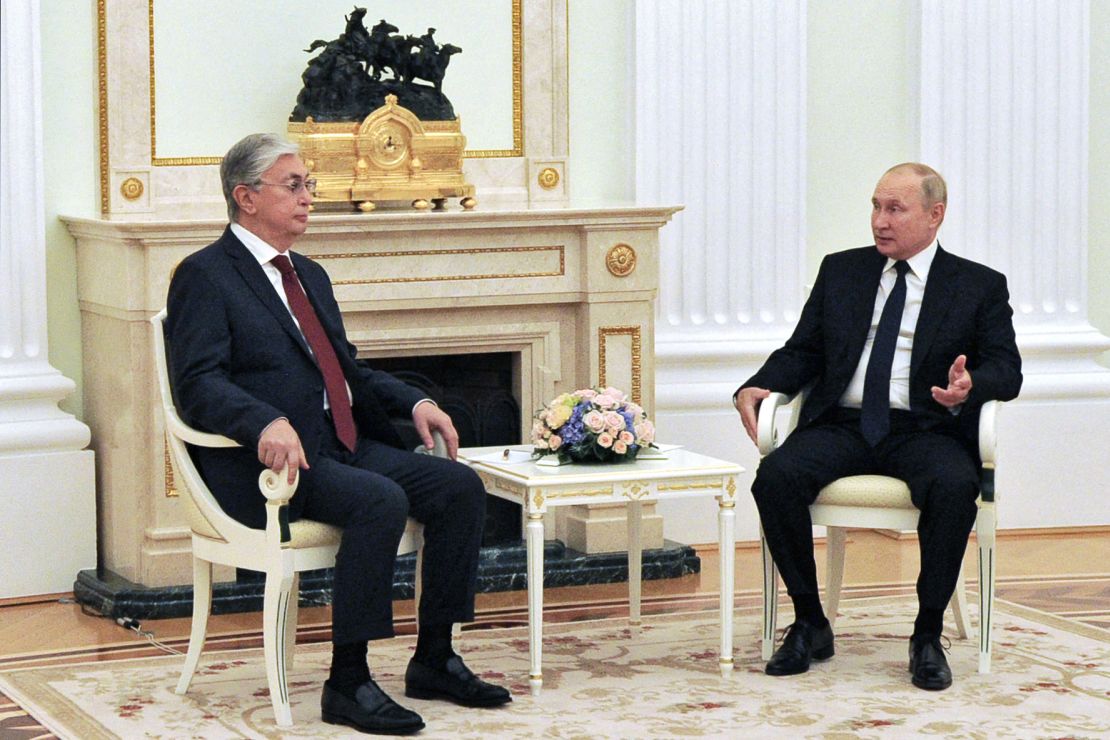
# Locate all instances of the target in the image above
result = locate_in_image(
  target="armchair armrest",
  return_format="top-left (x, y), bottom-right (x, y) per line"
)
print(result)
top-left (756, 392), bottom-right (802, 457)
top-left (978, 400), bottom-right (1000, 466)
top-left (163, 411), bottom-right (239, 449)
top-left (977, 400), bottom-right (1001, 503)
top-left (414, 430), bottom-right (449, 458)
top-left (260, 467), bottom-right (299, 546)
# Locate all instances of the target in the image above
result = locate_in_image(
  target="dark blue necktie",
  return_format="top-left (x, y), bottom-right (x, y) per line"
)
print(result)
top-left (860, 260), bottom-right (911, 446)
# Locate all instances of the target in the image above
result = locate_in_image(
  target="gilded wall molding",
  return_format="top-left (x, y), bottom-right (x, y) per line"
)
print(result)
top-left (598, 325), bottom-right (642, 405)
top-left (142, 0), bottom-right (523, 165)
top-left (97, 0), bottom-right (110, 213)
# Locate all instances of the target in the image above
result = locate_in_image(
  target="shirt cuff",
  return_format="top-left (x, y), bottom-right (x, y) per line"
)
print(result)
top-left (259, 416), bottom-right (289, 442)
top-left (412, 398), bottom-right (437, 416)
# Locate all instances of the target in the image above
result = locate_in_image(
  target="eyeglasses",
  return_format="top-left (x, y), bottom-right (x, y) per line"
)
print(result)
top-left (255, 178), bottom-right (317, 196)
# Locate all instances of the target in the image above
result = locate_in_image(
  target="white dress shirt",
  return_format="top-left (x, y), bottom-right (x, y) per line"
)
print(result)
top-left (839, 239), bottom-right (938, 411)
top-left (231, 222), bottom-right (432, 419)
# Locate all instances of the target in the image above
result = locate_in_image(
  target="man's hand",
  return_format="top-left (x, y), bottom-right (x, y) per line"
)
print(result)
top-left (257, 418), bottom-right (309, 484)
top-left (931, 354), bottom-right (973, 408)
top-left (734, 387), bottom-right (771, 445)
top-left (413, 401), bottom-right (460, 460)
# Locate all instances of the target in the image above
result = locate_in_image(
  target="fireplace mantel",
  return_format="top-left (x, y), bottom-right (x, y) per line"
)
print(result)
top-left (64, 201), bottom-right (680, 588)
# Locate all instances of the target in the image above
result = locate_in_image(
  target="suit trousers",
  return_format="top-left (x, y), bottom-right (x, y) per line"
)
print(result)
top-left (751, 409), bottom-right (979, 613)
top-left (296, 421), bottom-right (487, 644)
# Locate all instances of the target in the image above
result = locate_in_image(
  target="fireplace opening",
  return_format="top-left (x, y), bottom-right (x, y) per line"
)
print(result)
top-left (372, 352), bottom-right (523, 546)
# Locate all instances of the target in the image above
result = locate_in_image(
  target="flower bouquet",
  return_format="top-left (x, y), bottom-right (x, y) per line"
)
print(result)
top-left (531, 387), bottom-right (656, 464)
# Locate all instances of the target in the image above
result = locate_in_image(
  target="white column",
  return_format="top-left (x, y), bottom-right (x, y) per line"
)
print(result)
top-left (0, 0), bottom-right (96, 597)
top-left (635, 0), bottom-right (807, 542)
top-left (637, 0), bottom-right (807, 353)
top-left (919, 0), bottom-right (1110, 529)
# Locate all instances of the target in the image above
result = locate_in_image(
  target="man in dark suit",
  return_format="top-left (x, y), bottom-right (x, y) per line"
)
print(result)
top-left (734, 163), bottom-right (1022, 690)
top-left (166, 133), bottom-right (510, 735)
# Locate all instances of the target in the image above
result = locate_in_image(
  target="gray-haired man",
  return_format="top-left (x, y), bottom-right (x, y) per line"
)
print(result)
top-left (166, 133), bottom-right (510, 734)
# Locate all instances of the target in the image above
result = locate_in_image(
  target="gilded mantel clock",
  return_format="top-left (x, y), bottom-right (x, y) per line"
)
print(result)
top-left (289, 95), bottom-right (476, 211)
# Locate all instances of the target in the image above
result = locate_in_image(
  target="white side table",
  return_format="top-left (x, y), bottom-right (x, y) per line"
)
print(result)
top-left (459, 446), bottom-right (744, 694)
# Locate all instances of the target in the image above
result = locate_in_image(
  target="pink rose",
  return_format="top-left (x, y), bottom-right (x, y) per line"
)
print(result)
top-left (594, 394), bottom-right (617, 409)
top-left (635, 420), bottom-right (655, 444)
top-left (603, 411), bottom-right (626, 430)
top-left (597, 432), bottom-right (614, 448)
top-left (548, 435), bottom-right (562, 450)
top-left (613, 440), bottom-right (628, 454)
top-left (619, 430), bottom-right (635, 444)
top-left (583, 410), bottom-right (606, 432)
top-left (531, 422), bottom-right (548, 447)
top-left (576, 388), bottom-right (598, 400)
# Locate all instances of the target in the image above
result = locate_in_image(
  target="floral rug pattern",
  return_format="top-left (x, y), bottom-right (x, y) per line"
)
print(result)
top-left (1, 597), bottom-right (1107, 739)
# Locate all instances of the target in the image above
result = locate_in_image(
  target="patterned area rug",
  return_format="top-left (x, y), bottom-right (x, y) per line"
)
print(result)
top-left (1, 597), bottom-right (1107, 739)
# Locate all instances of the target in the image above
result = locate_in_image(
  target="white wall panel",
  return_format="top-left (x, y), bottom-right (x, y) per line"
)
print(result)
top-left (635, 0), bottom-right (807, 543)
top-left (919, 0), bottom-right (1110, 532)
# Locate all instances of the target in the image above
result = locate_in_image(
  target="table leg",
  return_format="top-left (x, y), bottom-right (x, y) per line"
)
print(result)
top-left (718, 499), bottom-right (735, 676)
top-left (627, 501), bottom-right (643, 626)
top-left (526, 511), bottom-right (544, 695)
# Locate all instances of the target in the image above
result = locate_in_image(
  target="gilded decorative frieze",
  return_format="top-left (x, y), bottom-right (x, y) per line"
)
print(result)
top-left (310, 245), bottom-right (564, 286)
top-left (164, 436), bottom-right (177, 497)
top-left (544, 486), bottom-right (614, 501)
top-left (657, 480), bottom-right (724, 493)
top-left (620, 481), bottom-right (652, 500)
top-left (97, 0), bottom-right (109, 213)
top-left (598, 326), bottom-right (642, 405)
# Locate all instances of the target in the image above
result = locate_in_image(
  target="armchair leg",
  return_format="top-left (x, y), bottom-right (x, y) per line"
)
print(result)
top-left (824, 527), bottom-right (847, 628)
top-left (949, 560), bottom-right (971, 639)
top-left (761, 531), bottom-right (778, 661)
top-left (285, 574), bottom-right (300, 673)
top-left (412, 520), bottom-right (424, 631)
top-left (264, 557), bottom-right (296, 727)
top-left (977, 502), bottom-right (997, 673)
top-left (176, 557), bottom-right (212, 695)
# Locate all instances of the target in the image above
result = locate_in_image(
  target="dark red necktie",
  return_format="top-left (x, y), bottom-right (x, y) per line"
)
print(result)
top-left (271, 254), bottom-right (357, 452)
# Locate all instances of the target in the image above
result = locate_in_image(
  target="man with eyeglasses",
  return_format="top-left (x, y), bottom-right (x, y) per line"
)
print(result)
top-left (166, 133), bottom-right (510, 735)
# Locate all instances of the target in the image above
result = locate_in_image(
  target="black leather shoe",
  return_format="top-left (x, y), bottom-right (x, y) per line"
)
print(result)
top-left (405, 655), bottom-right (512, 707)
top-left (909, 635), bottom-right (953, 690)
top-left (765, 621), bottom-right (835, 676)
top-left (322, 679), bottom-right (425, 735)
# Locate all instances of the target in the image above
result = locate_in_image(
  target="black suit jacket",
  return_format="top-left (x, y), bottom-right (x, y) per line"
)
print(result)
top-left (165, 226), bottom-right (426, 525)
top-left (741, 245), bottom-right (1022, 448)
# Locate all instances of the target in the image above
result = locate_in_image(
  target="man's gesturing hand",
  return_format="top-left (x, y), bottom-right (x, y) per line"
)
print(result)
top-left (413, 401), bottom-right (460, 460)
top-left (258, 418), bottom-right (309, 484)
top-left (734, 387), bottom-right (771, 445)
top-left (931, 354), bottom-right (973, 408)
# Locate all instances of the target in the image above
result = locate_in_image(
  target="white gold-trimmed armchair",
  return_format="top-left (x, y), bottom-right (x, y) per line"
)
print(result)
top-left (152, 309), bottom-right (431, 726)
top-left (756, 391), bottom-right (1000, 673)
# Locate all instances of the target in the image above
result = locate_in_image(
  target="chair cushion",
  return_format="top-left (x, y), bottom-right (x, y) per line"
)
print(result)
top-left (288, 519), bottom-right (343, 547)
top-left (815, 475), bottom-right (912, 508)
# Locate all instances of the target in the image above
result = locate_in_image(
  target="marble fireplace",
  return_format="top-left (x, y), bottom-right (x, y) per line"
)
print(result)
top-left (64, 202), bottom-right (685, 613)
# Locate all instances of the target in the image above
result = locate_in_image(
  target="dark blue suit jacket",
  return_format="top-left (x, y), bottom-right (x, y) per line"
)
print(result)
top-left (165, 226), bottom-right (426, 526)
top-left (742, 245), bottom-right (1022, 449)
